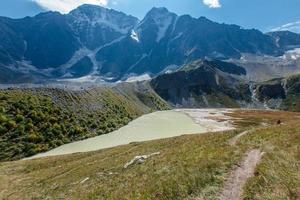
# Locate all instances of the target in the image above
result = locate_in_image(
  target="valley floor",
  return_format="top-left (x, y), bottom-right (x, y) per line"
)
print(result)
top-left (0, 109), bottom-right (300, 200)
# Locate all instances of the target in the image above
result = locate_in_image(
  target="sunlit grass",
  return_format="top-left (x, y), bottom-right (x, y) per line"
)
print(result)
top-left (0, 110), bottom-right (299, 199)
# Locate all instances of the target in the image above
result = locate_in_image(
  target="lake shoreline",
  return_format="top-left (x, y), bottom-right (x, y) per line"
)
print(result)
top-left (27, 109), bottom-right (236, 160)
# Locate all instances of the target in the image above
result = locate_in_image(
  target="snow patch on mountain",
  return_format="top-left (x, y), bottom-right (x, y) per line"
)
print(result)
top-left (142, 7), bottom-right (176, 43)
top-left (60, 48), bottom-right (92, 72)
top-left (61, 36), bottom-right (126, 78)
top-left (154, 15), bottom-right (173, 42)
top-left (130, 30), bottom-right (140, 42)
top-left (160, 64), bottom-right (180, 74)
top-left (125, 74), bottom-right (151, 82)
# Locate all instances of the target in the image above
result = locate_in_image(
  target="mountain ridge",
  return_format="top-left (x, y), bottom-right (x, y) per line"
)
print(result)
top-left (1, 5), bottom-right (300, 83)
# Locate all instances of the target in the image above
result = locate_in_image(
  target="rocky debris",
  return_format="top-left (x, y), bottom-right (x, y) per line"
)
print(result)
top-left (96, 172), bottom-right (117, 177)
top-left (175, 109), bottom-right (235, 132)
top-left (124, 152), bottom-right (160, 169)
top-left (80, 177), bottom-right (90, 184)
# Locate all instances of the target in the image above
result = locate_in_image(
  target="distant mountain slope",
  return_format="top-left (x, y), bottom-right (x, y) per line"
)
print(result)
top-left (96, 8), bottom-right (293, 80)
top-left (267, 31), bottom-right (300, 49)
top-left (1, 5), bottom-right (300, 83)
top-left (271, 21), bottom-right (300, 34)
top-left (150, 60), bottom-right (251, 108)
top-left (0, 4), bottom-right (138, 81)
top-left (150, 59), bottom-right (300, 110)
top-left (254, 74), bottom-right (300, 111)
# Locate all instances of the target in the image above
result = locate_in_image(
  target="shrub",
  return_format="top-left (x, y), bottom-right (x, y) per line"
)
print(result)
top-left (0, 96), bottom-right (8, 100)
top-left (56, 140), bottom-right (64, 146)
top-left (27, 133), bottom-right (43, 143)
top-left (26, 148), bottom-right (37, 156)
top-left (28, 111), bottom-right (38, 121)
top-left (49, 117), bottom-right (58, 124)
top-left (52, 123), bottom-right (62, 135)
top-left (26, 123), bottom-right (34, 131)
top-left (16, 125), bottom-right (25, 135)
top-left (12, 101), bottom-right (25, 110)
top-left (16, 114), bottom-right (24, 123)
top-left (0, 107), bottom-right (5, 113)
top-left (0, 125), bottom-right (7, 134)
top-left (0, 114), bottom-right (7, 123)
top-left (90, 122), bottom-right (98, 129)
top-left (74, 126), bottom-right (84, 135)
top-left (5, 120), bottom-right (17, 130)
top-left (37, 111), bottom-right (46, 121)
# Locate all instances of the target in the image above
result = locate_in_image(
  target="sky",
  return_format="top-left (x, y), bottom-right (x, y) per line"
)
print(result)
top-left (0, 0), bottom-right (300, 32)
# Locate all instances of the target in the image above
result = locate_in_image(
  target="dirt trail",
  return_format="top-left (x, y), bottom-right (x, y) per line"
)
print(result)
top-left (219, 149), bottom-right (263, 200)
top-left (228, 130), bottom-right (249, 146)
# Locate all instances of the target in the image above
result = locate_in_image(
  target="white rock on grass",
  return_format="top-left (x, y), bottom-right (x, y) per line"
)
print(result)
top-left (124, 152), bottom-right (160, 169)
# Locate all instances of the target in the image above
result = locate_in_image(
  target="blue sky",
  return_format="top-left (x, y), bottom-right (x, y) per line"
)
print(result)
top-left (0, 0), bottom-right (300, 32)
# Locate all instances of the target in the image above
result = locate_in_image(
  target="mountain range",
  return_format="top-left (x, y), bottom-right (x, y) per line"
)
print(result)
top-left (1, 4), bottom-right (300, 83)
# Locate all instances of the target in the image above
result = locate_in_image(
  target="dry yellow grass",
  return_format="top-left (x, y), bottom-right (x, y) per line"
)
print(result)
top-left (0, 109), bottom-right (299, 200)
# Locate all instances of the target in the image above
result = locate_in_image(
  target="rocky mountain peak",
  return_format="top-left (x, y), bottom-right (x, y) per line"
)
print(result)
top-left (136, 7), bottom-right (177, 43)
top-left (147, 7), bottom-right (172, 16)
top-left (68, 4), bottom-right (138, 34)
top-left (144, 7), bottom-right (177, 22)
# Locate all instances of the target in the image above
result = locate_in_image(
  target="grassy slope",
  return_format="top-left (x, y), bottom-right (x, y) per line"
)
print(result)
top-left (0, 110), bottom-right (299, 200)
top-left (0, 84), bottom-right (170, 161)
top-left (241, 123), bottom-right (300, 199)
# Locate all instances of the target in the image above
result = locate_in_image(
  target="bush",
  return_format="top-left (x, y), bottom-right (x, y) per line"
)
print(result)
top-left (49, 117), bottom-right (58, 124)
top-left (0, 114), bottom-right (7, 123)
top-left (5, 120), bottom-right (17, 130)
top-left (56, 140), bottom-right (64, 146)
top-left (16, 114), bottom-right (24, 123)
top-left (91, 123), bottom-right (98, 129)
top-left (0, 125), bottom-right (7, 134)
top-left (37, 111), bottom-right (46, 121)
top-left (0, 96), bottom-right (8, 100)
top-left (0, 89), bottom-right (142, 161)
top-left (0, 107), bottom-right (5, 113)
top-left (16, 125), bottom-right (25, 135)
top-left (27, 133), bottom-right (43, 143)
top-left (52, 123), bottom-right (62, 135)
top-left (26, 123), bottom-right (34, 131)
top-left (28, 111), bottom-right (38, 121)
top-left (26, 148), bottom-right (37, 156)
top-left (74, 126), bottom-right (84, 135)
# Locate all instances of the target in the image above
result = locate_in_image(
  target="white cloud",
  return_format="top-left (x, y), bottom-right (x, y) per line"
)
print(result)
top-left (203, 0), bottom-right (221, 8)
top-left (32, 0), bottom-right (108, 14)
top-left (271, 21), bottom-right (300, 33)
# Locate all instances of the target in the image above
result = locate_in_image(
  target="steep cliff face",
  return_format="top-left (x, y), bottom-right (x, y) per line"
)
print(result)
top-left (256, 80), bottom-right (286, 101)
top-left (150, 60), bottom-right (251, 108)
top-left (252, 74), bottom-right (300, 111)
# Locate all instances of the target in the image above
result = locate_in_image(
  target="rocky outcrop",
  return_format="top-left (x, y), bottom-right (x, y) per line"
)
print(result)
top-left (252, 74), bottom-right (300, 111)
top-left (150, 60), bottom-right (251, 108)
